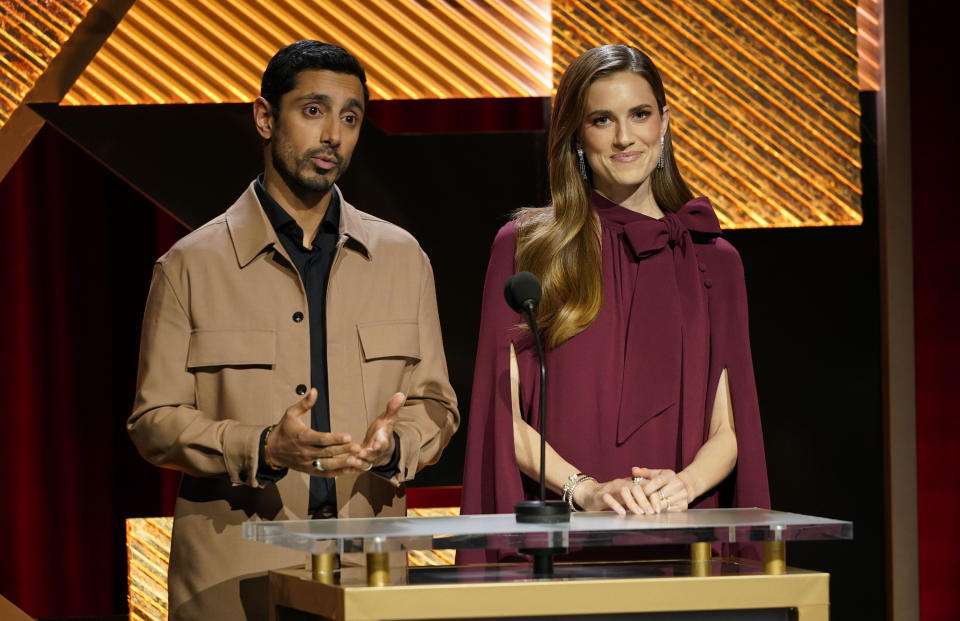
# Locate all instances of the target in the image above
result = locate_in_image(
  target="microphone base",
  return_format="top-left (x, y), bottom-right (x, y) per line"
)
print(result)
top-left (514, 500), bottom-right (570, 524)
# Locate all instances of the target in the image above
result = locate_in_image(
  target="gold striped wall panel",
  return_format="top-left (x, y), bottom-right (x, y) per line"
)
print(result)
top-left (63, 0), bottom-right (552, 105)
top-left (554, 0), bottom-right (863, 227)
top-left (126, 517), bottom-right (172, 621)
top-left (127, 510), bottom-right (457, 621)
top-left (0, 0), bottom-right (94, 128)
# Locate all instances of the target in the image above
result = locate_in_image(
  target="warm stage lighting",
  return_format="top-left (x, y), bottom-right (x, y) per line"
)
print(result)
top-left (554, 0), bottom-right (865, 227)
top-left (1, 0), bottom-right (875, 228)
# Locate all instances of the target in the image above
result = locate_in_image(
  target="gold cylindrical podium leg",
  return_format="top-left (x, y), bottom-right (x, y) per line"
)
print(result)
top-left (763, 540), bottom-right (786, 575)
top-left (690, 541), bottom-right (711, 577)
top-left (366, 552), bottom-right (390, 586)
top-left (311, 553), bottom-right (336, 584)
top-left (690, 542), bottom-right (711, 562)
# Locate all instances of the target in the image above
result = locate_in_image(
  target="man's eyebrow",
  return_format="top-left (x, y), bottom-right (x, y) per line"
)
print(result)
top-left (297, 93), bottom-right (333, 104)
top-left (296, 93), bottom-right (364, 112)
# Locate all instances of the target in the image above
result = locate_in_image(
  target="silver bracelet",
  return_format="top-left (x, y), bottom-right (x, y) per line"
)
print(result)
top-left (562, 473), bottom-right (597, 512)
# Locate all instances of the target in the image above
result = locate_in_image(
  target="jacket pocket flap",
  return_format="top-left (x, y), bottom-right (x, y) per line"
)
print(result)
top-left (358, 321), bottom-right (420, 361)
top-left (187, 329), bottom-right (276, 368)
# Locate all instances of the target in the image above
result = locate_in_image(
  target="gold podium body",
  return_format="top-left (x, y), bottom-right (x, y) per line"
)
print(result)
top-left (242, 508), bottom-right (851, 621)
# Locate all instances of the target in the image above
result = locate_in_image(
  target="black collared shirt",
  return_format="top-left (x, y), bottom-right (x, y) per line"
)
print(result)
top-left (256, 176), bottom-right (340, 514)
top-left (253, 177), bottom-right (399, 514)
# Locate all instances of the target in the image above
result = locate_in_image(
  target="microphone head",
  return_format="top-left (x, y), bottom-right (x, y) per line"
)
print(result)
top-left (504, 271), bottom-right (543, 313)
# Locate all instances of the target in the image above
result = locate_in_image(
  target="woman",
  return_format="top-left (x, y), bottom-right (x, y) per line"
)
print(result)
top-left (461, 45), bottom-right (769, 529)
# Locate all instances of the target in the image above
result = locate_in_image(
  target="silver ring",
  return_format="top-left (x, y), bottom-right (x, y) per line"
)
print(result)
top-left (363, 462), bottom-right (372, 471)
top-left (633, 476), bottom-right (646, 485)
top-left (312, 458), bottom-right (324, 472)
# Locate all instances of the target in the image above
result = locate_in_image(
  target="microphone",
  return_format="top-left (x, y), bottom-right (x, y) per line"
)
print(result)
top-left (504, 272), bottom-right (570, 528)
top-left (504, 271), bottom-right (542, 315)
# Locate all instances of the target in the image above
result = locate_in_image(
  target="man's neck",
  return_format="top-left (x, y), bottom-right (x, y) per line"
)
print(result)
top-left (261, 172), bottom-right (333, 248)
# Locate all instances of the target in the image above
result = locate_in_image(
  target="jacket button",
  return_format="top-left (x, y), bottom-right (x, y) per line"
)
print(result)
top-left (296, 384), bottom-right (307, 395)
top-left (292, 311), bottom-right (304, 323)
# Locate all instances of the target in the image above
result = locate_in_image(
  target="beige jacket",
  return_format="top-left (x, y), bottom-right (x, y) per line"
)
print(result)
top-left (128, 183), bottom-right (459, 620)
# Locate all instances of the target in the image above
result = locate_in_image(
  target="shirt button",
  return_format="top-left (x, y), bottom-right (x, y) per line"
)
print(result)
top-left (698, 263), bottom-right (707, 272)
top-left (296, 384), bottom-right (308, 395)
top-left (703, 280), bottom-right (712, 289)
top-left (292, 311), bottom-right (304, 323)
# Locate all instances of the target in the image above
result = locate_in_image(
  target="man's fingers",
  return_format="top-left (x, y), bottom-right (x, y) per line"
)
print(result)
top-left (286, 387), bottom-right (318, 419)
top-left (379, 392), bottom-right (405, 422)
top-left (305, 441), bottom-right (359, 460)
top-left (361, 393), bottom-right (405, 452)
top-left (307, 454), bottom-right (366, 475)
top-left (299, 429), bottom-right (353, 448)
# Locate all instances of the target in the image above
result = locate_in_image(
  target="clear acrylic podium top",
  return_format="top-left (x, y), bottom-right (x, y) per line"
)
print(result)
top-left (242, 508), bottom-right (852, 555)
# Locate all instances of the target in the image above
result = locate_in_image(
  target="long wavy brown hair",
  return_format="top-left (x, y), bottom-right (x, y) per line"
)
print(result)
top-left (515, 45), bottom-right (694, 346)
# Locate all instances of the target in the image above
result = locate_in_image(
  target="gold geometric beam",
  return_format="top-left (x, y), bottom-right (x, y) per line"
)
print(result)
top-left (0, 0), bottom-right (134, 179)
top-left (554, 0), bottom-right (863, 228)
top-left (63, 0), bottom-right (553, 105)
top-left (0, 0), bottom-right (94, 127)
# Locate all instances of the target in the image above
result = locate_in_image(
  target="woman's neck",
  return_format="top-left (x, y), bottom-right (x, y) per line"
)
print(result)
top-left (593, 181), bottom-right (664, 219)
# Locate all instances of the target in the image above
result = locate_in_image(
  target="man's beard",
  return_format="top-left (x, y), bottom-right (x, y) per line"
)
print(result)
top-left (272, 143), bottom-right (347, 195)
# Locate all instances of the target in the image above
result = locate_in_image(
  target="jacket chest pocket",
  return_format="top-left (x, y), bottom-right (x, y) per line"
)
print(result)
top-left (357, 321), bottom-right (420, 419)
top-left (187, 329), bottom-right (277, 423)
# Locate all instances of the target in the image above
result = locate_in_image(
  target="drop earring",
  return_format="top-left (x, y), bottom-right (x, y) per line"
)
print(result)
top-left (577, 146), bottom-right (588, 180)
top-left (657, 136), bottom-right (664, 170)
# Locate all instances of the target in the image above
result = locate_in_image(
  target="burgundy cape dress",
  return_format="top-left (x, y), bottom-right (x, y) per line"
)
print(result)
top-left (460, 193), bottom-right (770, 562)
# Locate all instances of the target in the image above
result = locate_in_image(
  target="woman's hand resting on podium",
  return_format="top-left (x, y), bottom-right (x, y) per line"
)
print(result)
top-left (570, 475), bottom-right (658, 515)
top-left (572, 466), bottom-right (692, 515)
top-left (631, 467), bottom-right (692, 513)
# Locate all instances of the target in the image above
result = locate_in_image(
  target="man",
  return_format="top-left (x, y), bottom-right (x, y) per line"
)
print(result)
top-left (128, 41), bottom-right (459, 621)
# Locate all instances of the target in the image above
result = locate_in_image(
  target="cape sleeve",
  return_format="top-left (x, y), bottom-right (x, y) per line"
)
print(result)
top-left (459, 222), bottom-right (526, 562)
top-left (704, 238), bottom-right (771, 513)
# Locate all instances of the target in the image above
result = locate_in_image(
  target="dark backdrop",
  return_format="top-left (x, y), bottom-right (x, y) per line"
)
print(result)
top-left (911, 0), bottom-right (960, 618)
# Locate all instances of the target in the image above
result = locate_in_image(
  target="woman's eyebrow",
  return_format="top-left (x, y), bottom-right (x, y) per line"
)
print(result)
top-left (586, 103), bottom-right (653, 117)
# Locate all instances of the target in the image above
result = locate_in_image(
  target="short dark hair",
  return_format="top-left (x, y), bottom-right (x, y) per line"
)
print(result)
top-left (260, 40), bottom-right (369, 117)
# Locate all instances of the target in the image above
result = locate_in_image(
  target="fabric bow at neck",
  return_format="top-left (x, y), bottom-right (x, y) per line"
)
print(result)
top-left (611, 196), bottom-right (720, 454)
top-left (622, 197), bottom-right (722, 260)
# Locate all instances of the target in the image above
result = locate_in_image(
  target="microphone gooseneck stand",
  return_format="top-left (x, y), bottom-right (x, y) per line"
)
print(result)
top-left (504, 272), bottom-right (570, 576)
